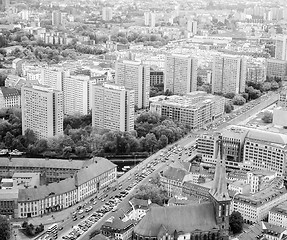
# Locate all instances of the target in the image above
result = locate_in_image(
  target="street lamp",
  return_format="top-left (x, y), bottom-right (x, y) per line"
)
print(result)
top-left (14, 230), bottom-right (17, 240)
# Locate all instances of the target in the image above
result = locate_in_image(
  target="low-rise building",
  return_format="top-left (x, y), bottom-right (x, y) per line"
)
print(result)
top-left (232, 187), bottom-right (287, 224)
top-left (269, 202), bottom-right (287, 229)
top-left (0, 87), bottom-right (21, 109)
top-left (150, 91), bottom-right (225, 130)
top-left (17, 157), bottom-right (116, 218)
top-left (101, 215), bottom-right (135, 240)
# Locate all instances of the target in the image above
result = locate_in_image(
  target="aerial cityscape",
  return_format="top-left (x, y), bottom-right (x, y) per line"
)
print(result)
top-left (1, 0), bottom-right (287, 240)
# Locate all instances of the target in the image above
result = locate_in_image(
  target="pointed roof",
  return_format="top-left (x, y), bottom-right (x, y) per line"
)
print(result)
top-left (209, 139), bottom-right (230, 201)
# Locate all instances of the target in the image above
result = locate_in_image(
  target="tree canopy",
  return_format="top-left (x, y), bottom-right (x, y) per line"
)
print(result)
top-left (229, 211), bottom-right (243, 234)
top-left (0, 216), bottom-right (10, 240)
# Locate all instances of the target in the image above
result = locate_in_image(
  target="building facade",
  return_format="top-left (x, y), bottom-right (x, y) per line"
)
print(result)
top-left (164, 54), bottom-right (198, 95)
top-left (0, 87), bottom-right (21, 109)
top-left (92, 83), bottom-right (135, 132)
top-left (115, 60), bottom-right (150, 109)
top-left (21, 85), bottom-right (63, 140)
top-left (266, 59), bottom-right (287, 80)
top-left (17, 158), bottom-right (116, 218)
top-left (150, 92), bottom-right (225, 130)
top-left (275, 35), bottom-right (287, 61)
top-left (212, 54), bottom-right (246, 94)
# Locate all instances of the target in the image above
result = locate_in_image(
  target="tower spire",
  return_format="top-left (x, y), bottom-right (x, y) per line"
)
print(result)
top-left (209, 137), bottom-right (230, 201)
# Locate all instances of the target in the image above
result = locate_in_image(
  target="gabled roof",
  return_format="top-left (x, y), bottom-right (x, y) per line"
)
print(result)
top-left (0, 87), bottom-right (20, 98)
top-left (134, 203), bottom-right (218, 237)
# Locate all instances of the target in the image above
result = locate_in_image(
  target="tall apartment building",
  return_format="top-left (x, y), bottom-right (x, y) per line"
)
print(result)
top-left (52, 11), bottom-right (63, 26)
top-left (144, 12), bottom-right (156, 27)
top-left (275, 35), bottom-right (287, 60)
top-left (62, 74), bottom-right (92, 115)
top-left (212, 55), bottom-right (246, 94)
top-left (102, 7), bottom-right (113, 21)
top-left (164, 54), bottom-right (198, 95)
top-left (150, 91), bottom-right (225, 130)
top-left (266, 59), bottom-right (287, 80)
top-left (115, 60), bottom-right (150, 109)
top-left (187, 20), bottom-right (197, 35)
top-left (0, 87), bottom-right (21, 109)
top-left (150, 69), bottom-right (164, 86)
top-left (246, 62), bottom-right (266, 83)
top-left (92, 83), bottom-right (135, 132)
top-left (40, 67), bottom-right (65, 91)
top-left (21, 85), bottom-right (63, 140)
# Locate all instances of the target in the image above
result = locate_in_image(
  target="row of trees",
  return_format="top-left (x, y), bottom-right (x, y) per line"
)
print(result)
top-left (0, 109), bottom-right (188, 159)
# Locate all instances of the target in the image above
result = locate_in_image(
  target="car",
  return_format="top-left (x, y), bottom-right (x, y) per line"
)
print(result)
top-left (73, 217), bottom-right (77, 221)
top-left (93, 200), bottom-right (97, 205)
top-left (80, 215), bottom-right (85, 219)
top-left (78, 209), bottom-right (84, 214)
top-left (59, 226), bottom-right (64, 231)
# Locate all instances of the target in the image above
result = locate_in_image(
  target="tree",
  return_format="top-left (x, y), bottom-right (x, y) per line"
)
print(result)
top-left (261, 82), bottom-right (271, 92)
top-left (271, 80), bottom-right (279, 90)
top-left (158, 134), bottom-right (168, 148)
top-left (0, 216), bottom-right (10, 240)
top-left (224, 92), bottom-right (235, 99)
top-left (134, 183), bottom-right (168, 206)
top-left (224, 101), bottom-right (234, 113)
top-left (262, 111), bottom-right (273, 123)
top-left (232, 95), bottom-right (246, 106)
top-left (24, 129), bottom-right (37, 146)
top-left (229, 211), bottom-right (243, 234)
top-left (144, 133), bottom-right (158, 152)
top-left (4, 132), bottom-right (14, 149)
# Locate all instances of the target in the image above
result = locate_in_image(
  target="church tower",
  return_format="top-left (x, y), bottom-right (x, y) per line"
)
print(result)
top-left (209, 136), bottom-right (231, 240)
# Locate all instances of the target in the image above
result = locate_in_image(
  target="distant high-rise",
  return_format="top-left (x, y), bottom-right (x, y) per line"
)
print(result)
top-left (62, 73), bottom-right (98, 115)
top-left (21, 85), bottom-right (63, 140)
top-left (187, 20), bottom-right (197, 35)
top-left (115, 60), bottom-right (150, 109)
top-left (212, 55), bottom-right (246, 95)
top-left (102, 7), bottom-right (113, 21)
top-left (40, 67), bottom-right (64, 91)
top-left (144, 12), bottom-right (156, 27)
top-left (52, 11), bottom-right (63, 26)
top-left (92, 83), bottom-right (135, 132)
top-left (0, 0), bottom-right (9, 11)
top-left (275, 35), bottom-right (287, 61)
top-left (164, 54), bottom-right (198, 95)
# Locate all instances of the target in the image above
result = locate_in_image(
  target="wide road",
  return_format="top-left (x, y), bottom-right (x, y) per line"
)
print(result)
top-left (51, 92), bottom-right (279, 240)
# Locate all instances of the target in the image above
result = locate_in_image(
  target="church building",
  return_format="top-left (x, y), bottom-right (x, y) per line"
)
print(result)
top-left (133, 138), bottom-right (231, 240)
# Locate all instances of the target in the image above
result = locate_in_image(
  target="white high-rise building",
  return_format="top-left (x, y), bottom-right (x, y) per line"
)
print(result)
top-left (52, 11), bottom-right (63, 26)
top-left (187, 20), bottom-right (198, 35)
top-left (102, 7), bottom-right (113, 21)
top-left (275, 35), bottom-right (287, 61)
top-left (92, 83), bottom-right (135, 132)
top-left (21, 85), bottom-right (63, 140)
top-left (144, 12), bottom-right (156, 27)
top-left (40, 67), bottom-right (65, 91)
top-left (62, 74), bottom-right (90, 115)
top-left (164, 54), bottom-right (198, 95)
top-left (115, 60), bottom-right (150, 109)
top-left (212, 54), bottom-right (246, 95)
